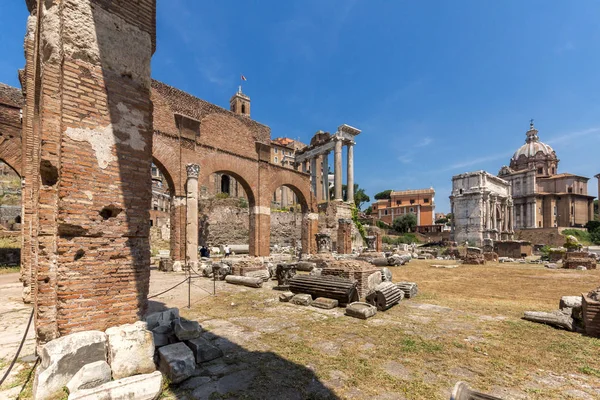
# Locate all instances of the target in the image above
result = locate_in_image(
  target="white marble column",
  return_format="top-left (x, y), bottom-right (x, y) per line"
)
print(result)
top-left (322, 152), bottom-right (330, 202)
top-left (281, 187), bottom-right (287, 207)
top-left (310, 157), bottom-right (317, 196)
top-left (334, 138), bottom-right (343, 201)
top-left (186, 164), bottom-right (200, 266)
top-left (346, 141), bottom-right (355, 204)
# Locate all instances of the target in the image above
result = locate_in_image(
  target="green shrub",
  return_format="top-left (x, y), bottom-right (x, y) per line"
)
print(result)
top-left (215, 192), bottom-right (229, 199)
top-left (562, 229), bottom-right (591, 246)
top-left (382, 234), bottom-right (419, 245)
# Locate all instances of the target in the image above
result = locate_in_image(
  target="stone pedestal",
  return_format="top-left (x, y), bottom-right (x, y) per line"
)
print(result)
top-left (315, 233), bottom-right (332, 254)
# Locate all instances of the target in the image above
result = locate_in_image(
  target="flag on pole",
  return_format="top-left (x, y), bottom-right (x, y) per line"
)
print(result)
top-left (241, 75), bottom-right (247, 81)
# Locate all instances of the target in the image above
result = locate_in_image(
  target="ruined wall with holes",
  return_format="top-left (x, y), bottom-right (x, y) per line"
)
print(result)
top-left (21, 0), bottom-right (156, 343)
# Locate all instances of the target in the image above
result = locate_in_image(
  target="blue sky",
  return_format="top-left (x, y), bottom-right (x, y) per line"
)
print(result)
top-left (1, 1), bottom-right (599, 212)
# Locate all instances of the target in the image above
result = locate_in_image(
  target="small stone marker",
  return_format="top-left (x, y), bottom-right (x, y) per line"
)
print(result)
top-left (158, 342), bottom-right (196, 384)
top-left (311, 297), bottom-right (339, 309)
top-left (345, 302), bottom-right (377, 319)
top-left (290, 293), bottom-right (313, 306)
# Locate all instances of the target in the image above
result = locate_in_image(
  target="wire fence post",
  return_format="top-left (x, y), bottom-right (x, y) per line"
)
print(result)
top-left (187, 266), bottom-right (191, 309)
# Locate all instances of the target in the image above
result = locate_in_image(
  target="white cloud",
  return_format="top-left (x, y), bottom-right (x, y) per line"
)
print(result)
top-left (415, 136), bottom-right (433, 147)
top-left (546, 127), bottom-right (600, 145)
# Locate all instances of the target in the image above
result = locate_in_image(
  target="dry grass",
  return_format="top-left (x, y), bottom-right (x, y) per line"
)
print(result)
top-left (183, 260), bottom-right (600, 399)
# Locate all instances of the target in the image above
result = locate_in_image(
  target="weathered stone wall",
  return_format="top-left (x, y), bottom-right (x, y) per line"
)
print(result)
top-left (22, 0), bottom-right (156, 343)
top-left (196, 198), bottom-right (302, 248)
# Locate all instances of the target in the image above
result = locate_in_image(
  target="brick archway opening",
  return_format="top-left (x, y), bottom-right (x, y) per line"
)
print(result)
top-left (150, 158), bottom-right (175, 259)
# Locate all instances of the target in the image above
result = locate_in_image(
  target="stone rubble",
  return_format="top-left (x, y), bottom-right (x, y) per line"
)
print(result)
top-left (158, 342), bottom-right (197, 384)
top-left (345, 302), bottom-right (377, 319)
top-left (106, 321), bottom-right (156, 379)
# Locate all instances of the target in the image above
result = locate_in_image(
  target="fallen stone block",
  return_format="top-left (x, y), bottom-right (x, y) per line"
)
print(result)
top-left (576, 266), bottom-right (587, 271)
top-left (431, 264), bottom-right (459, 269)
top-left (370, 257), bottom-right (389, 267)
top-left (380, 267), bottom-right (392, 282)
top-left (279, 292), bottom-right (294, 302)
top-left (366, 282), bottom-right (403, 311)
top-left (225, 275), bottom-right (263, 288)
top-left (33, 330), bottom-right (108, 400)
top-left (152, 324), bottom-right (175, 348)
top-left (145, 308), bottom-right (179, 331)
top-left (185, 337), bottom-right (223, 363)
top-left (173, 318), bottom-right (202, 341)
top-left (173, 261), bottom-right (183, 272)
top-left (523, 310), bottom-right (574, 331)
top-left (387, 254), bottom-right (408, 266)
top-left (290, 293), bottom-right (313, 306)
top-left (309, 268), bottom-right (322, 276)
top-left (560, 296), bottom-right (582, 309)
top-left (244, 269), bottom-right (270, 282)
top-left (545, 263), bottom-right (559, 269)
top-left (106, 321), bottom-right (155, 380)
top-left (68, 370), bottom-right (162, 400)
top-left (66, 361), bottom-right (111, 393)
top-left (158, 343), bottom-right (196, 384)
top-left (297, 261), bottom-right (316, 272)
top-left (345, 302), bottom-right (377, 319)
top-left (311, 297), bottom-right (339, 309)
top-left (395, 282), bottom-right (418, 299)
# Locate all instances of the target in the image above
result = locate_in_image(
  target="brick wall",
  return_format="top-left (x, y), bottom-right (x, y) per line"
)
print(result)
top-left (0, 83), bottom-right (23, 176)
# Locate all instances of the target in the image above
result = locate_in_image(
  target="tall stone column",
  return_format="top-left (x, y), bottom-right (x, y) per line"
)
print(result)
top-left (346, 141), bottom-right (355, 204)
top-left (322, 151), bottom-right (330, 202)
top-left (334, 138), bottom-right (343, 201)
top-left (310, 157), bottom-right (318, 197)
top-left (170, 196), bottom-right (186, 261)
top-left (281, 187), bottom-right (288, 208)
top-left (186, 164), bottom-right (199, 266)
top-left (484, 194), bottom-right (490, 230)
top-left (301, 213), bottom-right (319, 254)
top-left (22, 0), bottom-right (157, 344)
top-left (490, 197), bottom-right (496, 230)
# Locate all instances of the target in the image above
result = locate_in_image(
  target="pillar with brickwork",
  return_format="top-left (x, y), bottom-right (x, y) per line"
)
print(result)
top-left (21, 0), bottom-right (156, 343)
top-left (337, 218), bottom-right (353, 254)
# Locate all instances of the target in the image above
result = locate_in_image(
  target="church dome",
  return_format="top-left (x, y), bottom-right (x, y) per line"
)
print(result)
top-left (511, 121), bottom-right (556, 162)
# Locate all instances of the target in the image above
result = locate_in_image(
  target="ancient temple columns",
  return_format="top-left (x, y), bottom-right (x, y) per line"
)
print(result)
top-left (334, 138), bottom-right (343, 201)
top-left (310, 157), bottom-right (318, 196)
top-left (186, 164), bottom-right (199, 265)
top-left (322, 151), bottom-right (330, 201)
top-left (346, 141), bottom-right (355, 203)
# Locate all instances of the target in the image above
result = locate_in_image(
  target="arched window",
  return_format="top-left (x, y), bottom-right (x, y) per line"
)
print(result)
top-left (241, 104), bottom-right (246, 114)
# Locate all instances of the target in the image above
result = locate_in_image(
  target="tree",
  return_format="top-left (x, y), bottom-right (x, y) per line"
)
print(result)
top-left (435, 217), bottom-right (448, 224)
top-left (392, 214), bottom-right (417, 233)
top-left (364, 205), bottom-right (372, 215)
top-left (374, 190), bottom-right (392, 200)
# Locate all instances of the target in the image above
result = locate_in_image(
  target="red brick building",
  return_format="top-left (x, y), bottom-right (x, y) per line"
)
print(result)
top-left (371, 188), bottom-right (435, 228)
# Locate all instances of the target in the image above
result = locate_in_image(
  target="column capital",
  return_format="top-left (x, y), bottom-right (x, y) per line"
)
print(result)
top-left (186, 163), bottom-right (200, 178)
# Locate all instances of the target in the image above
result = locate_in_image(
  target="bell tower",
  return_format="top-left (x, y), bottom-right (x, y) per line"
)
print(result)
top-left (230, 86), bottom-right (251, 118)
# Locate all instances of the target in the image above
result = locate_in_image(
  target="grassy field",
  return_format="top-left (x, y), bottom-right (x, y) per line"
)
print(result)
top-left (3, 260), bottom-right (599, 399)
top-left (179, 259), bottom-right (600, 399)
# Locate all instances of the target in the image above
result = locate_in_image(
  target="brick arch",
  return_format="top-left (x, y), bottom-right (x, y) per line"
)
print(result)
top-left (207, 168), bottom-right (256, 207)
top-left (266, 168), bottom-right (316, 213)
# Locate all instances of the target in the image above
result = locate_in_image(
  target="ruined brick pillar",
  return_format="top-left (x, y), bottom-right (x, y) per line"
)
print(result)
top-left (185, 164), bottom-right (199, 266)
top-left (337, 218), bottom-right (353, 254)
top-left (301, 213), bottom-right (319, 254)
top-left (249, 206), bottom-right (270, 256)
top-left (22, 0), bottom-right (156, 342)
